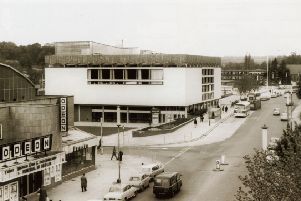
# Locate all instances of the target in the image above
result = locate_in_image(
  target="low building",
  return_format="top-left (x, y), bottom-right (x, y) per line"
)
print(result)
top-left (0, 64), bottom-right (97, 200)
top-left (45, 54), bottom-right (221, 127)
top-left (221, 69), bottom-right (267, 85)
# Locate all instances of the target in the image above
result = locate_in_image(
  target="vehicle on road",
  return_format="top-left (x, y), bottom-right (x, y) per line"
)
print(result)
top-left (280, 112), bottom-right (288, 121)
top-left (153, 172), bottom-right (182, 198)
top-left (234, 101), bottom-right (251, 117)
top-left (248, 93), bottom-right (261, 110)
top-left (273, 108), bottom-right (280, 116)
top-left (271, 93), bottom-right (277, 98)
top-left (260, 92), bottom-right (271, 101)
top-left (141, 163), bottom-right (164, 180)
top-left (104, 184), bottom-right (137, 201)
top-left (128, 173), bottom-right (150, 192)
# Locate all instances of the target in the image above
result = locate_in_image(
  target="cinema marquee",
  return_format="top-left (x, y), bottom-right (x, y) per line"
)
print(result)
top-left (0, 135), bottom-right (52, 162)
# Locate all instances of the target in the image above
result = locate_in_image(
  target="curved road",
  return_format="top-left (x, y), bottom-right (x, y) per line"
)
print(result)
top-left (124, 96), bottom-right (297, 201)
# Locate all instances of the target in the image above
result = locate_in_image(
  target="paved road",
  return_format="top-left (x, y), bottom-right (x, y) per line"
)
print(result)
top-left (123, 95), bottom-right (297, 201)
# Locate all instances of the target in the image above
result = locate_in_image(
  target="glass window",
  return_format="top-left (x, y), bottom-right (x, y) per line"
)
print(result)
top-left (127, 69), bottom-right (137, 79)
top-left (90, 69), bottom-right (98, 79)
top-left (114, 69), bottom-right (124, 80)
top-left (102, 69), bottom-right (110, 79)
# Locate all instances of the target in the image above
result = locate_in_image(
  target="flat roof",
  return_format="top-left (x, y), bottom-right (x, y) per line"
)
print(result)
top-left (45, 54), bottom-right (221, 67)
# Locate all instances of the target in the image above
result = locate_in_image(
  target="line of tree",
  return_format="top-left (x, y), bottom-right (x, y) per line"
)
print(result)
top-left (0, 42), bottom-right (54, 84)
top-left (235, 125), bottom-right (301, 200)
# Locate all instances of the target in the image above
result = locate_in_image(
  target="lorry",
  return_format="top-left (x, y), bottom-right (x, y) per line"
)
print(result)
top-left (248, 93), bottom-right (261, 110)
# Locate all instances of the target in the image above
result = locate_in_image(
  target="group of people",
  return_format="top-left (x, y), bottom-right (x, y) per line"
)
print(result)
top-left (111, 146), bottom-right (124, 161)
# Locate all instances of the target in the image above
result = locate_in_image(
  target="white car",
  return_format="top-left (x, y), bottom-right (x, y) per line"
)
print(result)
top-left (128, 173), bottom-right (150, 191)
top-left (271, 93), bottom-right (277, 98)
top-left (141, 163), bottom-right (164, 180)
top-left (273, 108), bottom-right (280, 116)
top-left (104, 184), bottom-right (137, 201)
top-left (280, 112), bottom-right (288, 121)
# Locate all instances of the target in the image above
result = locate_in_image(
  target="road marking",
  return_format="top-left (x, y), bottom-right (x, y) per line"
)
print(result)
top-left (164, 147), bottom-right (191, 166)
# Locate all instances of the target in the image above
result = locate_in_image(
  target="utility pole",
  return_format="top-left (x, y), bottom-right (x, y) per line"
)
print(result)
top-left (116, 106), bottom-right (121, 183)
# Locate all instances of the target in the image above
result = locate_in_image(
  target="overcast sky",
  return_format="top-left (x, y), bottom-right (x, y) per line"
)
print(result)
top-left (0, 0), bottom-right (300, 56)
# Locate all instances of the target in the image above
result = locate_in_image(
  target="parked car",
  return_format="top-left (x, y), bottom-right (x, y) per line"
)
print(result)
top-left (141, 163), bottom-right (164, 180)
top-left (128, 173), bottom-right (150, 192)
top-left (153, 172), bottom-right (182, 198)
top-left (273, 108), bottom-right (280, 116)
top-left (104, 184), bottom-right (137, 201)
top-left (280, 112), bottom-right (288, 121)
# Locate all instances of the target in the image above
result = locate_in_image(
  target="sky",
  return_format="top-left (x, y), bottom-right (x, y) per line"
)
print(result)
top-left (0, 0), bottom-right (301, 56)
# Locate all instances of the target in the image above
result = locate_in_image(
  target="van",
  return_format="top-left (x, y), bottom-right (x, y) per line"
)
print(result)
top-left (153, 172), bottom-right (182, 198)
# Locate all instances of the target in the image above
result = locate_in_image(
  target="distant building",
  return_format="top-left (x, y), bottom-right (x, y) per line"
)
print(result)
top-left (45, 54), bottom-right (221, 127)
top-left (54, 41), bottom-right (140, 56)
top-left (221, 69), bottom-right (267, 85)
top-left (286, 64), bottom-right (301, 82)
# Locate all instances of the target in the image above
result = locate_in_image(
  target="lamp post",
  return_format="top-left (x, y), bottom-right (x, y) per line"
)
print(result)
top-left (116, 106), bottom-right (121, 183)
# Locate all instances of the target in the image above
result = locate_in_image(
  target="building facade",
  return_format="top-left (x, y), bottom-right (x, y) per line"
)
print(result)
top-left (221, 69), bottom-right (267, 85)
top-left (45, 54), bottom-right (221, 127)
top-left (0, 64), bottom-right (97, 200)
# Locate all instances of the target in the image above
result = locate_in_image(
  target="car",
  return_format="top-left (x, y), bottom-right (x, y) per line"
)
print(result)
top-left (273, 108), bottom-right (280, 116)
top-left (128, 173), bottom-right (150, 192)
top-left (280, 112), bottom-right (288, 121)
top-left (271, 93), bottom-right (277, 98)
top-left (103, 184), bottom-right (137, 201)
top-left (141, 163), bottom-right (164, 180)
top-left (153, 172), bottom-right (182, 198)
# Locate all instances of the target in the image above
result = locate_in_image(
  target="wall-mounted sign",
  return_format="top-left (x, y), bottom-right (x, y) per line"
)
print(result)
top-left (60, 97), bottom-right (68, 132)
top-left (0, 135), bottom-right (52, 161)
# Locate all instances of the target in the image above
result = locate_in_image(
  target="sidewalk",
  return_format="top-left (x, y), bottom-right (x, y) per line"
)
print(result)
top-left (47, 154), bottom-right (154, 201)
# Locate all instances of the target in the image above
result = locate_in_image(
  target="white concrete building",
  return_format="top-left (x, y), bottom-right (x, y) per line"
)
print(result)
top-left (45, 54), bottom-right (221, 127)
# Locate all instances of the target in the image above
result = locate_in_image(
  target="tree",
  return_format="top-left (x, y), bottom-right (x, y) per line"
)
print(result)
top-left (235, 126), bottom-right (301, 201)
top-left (234, 75), bottom-right (260, 94)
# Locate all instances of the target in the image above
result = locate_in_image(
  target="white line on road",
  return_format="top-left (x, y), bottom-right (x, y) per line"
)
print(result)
top-left (164, 147), bottom-right (191, 166)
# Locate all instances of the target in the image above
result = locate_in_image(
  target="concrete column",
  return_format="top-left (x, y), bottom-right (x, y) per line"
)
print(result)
top-left (184, 107), bottom-right (188, 118)
top-left (102, 106), bottom-right (105, 122)
top-left (78, 105), bottom-right (81, 121)
top-left (262, 124), bottom-right (268, 151)
top-left (126, 107), bottom-right (129, 123)
top-left (117, 106), bottom-right (121, 125)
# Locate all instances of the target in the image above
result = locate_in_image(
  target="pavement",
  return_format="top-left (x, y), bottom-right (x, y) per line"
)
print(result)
top-left (102, 94), bottom-right (240, 147)
top-left (47, 153), bottom-right (154, 201)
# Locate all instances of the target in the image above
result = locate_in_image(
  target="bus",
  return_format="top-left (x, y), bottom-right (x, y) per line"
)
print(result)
top-left (234, 101), bottom-right (251, 117)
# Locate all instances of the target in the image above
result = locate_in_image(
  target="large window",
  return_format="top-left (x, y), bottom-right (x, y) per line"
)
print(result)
top-left (87, 68), bottom-right (163, 85)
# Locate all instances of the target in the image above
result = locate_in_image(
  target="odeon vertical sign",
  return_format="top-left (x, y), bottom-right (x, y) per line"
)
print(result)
top-left (60, 97), bottom-right (68, 132)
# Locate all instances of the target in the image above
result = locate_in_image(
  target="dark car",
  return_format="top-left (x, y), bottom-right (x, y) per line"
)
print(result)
top-left (153, 172), bottom-right (182, 198)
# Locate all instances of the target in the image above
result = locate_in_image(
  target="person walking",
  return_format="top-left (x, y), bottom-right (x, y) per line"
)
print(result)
top-left (81, 173), bottom-right (87, 192)
top-left (111, 146), bottom-right (118, 160)
top-left (225, 106), bottom-right (228, 113)
top-left (200, 114), bottom-right (204, 122)
top-left (38, 186), bottom-right (48, 201)
top-left (194, 118), bottom-right (197, 128)
top-left (222, 106), bottom-right (224, 112)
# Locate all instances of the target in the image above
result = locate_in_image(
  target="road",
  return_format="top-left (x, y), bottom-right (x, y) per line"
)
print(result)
top-left (123, 95), bottom-right (297, 201)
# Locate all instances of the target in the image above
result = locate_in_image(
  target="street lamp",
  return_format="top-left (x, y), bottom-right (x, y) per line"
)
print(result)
top-left (116, 106), bottom-right (121, 183)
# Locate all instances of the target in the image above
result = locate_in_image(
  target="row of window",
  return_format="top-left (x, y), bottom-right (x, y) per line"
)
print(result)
top-left (202, 92), bottom-right (214, 101)
top-left (202, 84), bottom-right (214, 92)
top-left (202, 69), bottom-right (214, 76)
top-left (87, 69), bottom-right (164, 85)
top-left (202, 77), bottom-right (214, 84)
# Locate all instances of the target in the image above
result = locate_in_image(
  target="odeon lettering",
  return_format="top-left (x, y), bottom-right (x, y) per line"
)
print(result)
top-left (0, 135), bottom-right (52, 161)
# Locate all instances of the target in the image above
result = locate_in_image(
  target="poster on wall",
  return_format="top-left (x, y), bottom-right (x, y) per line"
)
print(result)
top-left (0, 186), bottom-right (3, 201)
top-left (55, 165), bottom-right (62, 182)
top-left (44, 168), bottom-right (51, 186)
top-left (9, 182), bottom-right (18, 201)
top-left (3, 185), bottom-right (8, 201)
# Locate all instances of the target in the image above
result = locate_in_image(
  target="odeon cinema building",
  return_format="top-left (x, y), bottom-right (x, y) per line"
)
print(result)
top-left (0, 63), bottom-right (97, 200)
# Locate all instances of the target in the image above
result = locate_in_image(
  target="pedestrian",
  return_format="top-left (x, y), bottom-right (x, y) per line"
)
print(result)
top-left (111, 146), bottom-right (118, 160)
top-left (97, 138), bottom-right (102, 150)
top-left (222, 106), bottom-right (224, 112)
top-left (38, 186), bottom-right (48, 201)
top-left (194, 118), bottom-right (197, 128)
top-left (200, 115), bottom-right (204, 122)
top-left (225, 106), bottom-right (228, 113)
top-left (81, 173), bottom-right (87, 192)
top-left (118, 150), bottom-right (123, 161)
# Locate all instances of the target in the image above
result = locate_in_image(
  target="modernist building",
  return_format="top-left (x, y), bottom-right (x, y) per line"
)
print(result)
top-left (54, 41), bottom-right (140, 56)
top-left (221, 69), bottom-right (267, 85)
top-left (45, 54), bottom-right (221, 127)
top-left (0, 64), bottom-right (97, 200)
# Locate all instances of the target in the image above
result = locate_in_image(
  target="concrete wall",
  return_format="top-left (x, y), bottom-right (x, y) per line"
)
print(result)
top-left (214, 68), bottom-right (222, 99)
top-left (45, 68), bottom-right (193, 106)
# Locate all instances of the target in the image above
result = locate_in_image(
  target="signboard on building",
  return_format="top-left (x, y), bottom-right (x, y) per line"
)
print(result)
top-left (60, 97), bottom-right (68, 132)
top-left (0, 135), bottom-right (52, 162)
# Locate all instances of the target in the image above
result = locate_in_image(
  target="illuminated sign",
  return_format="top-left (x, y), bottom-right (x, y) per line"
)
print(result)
top-left (0, 135), bottom-right (52, 161)
top-left (60, 97), bottom-right (68, 132)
